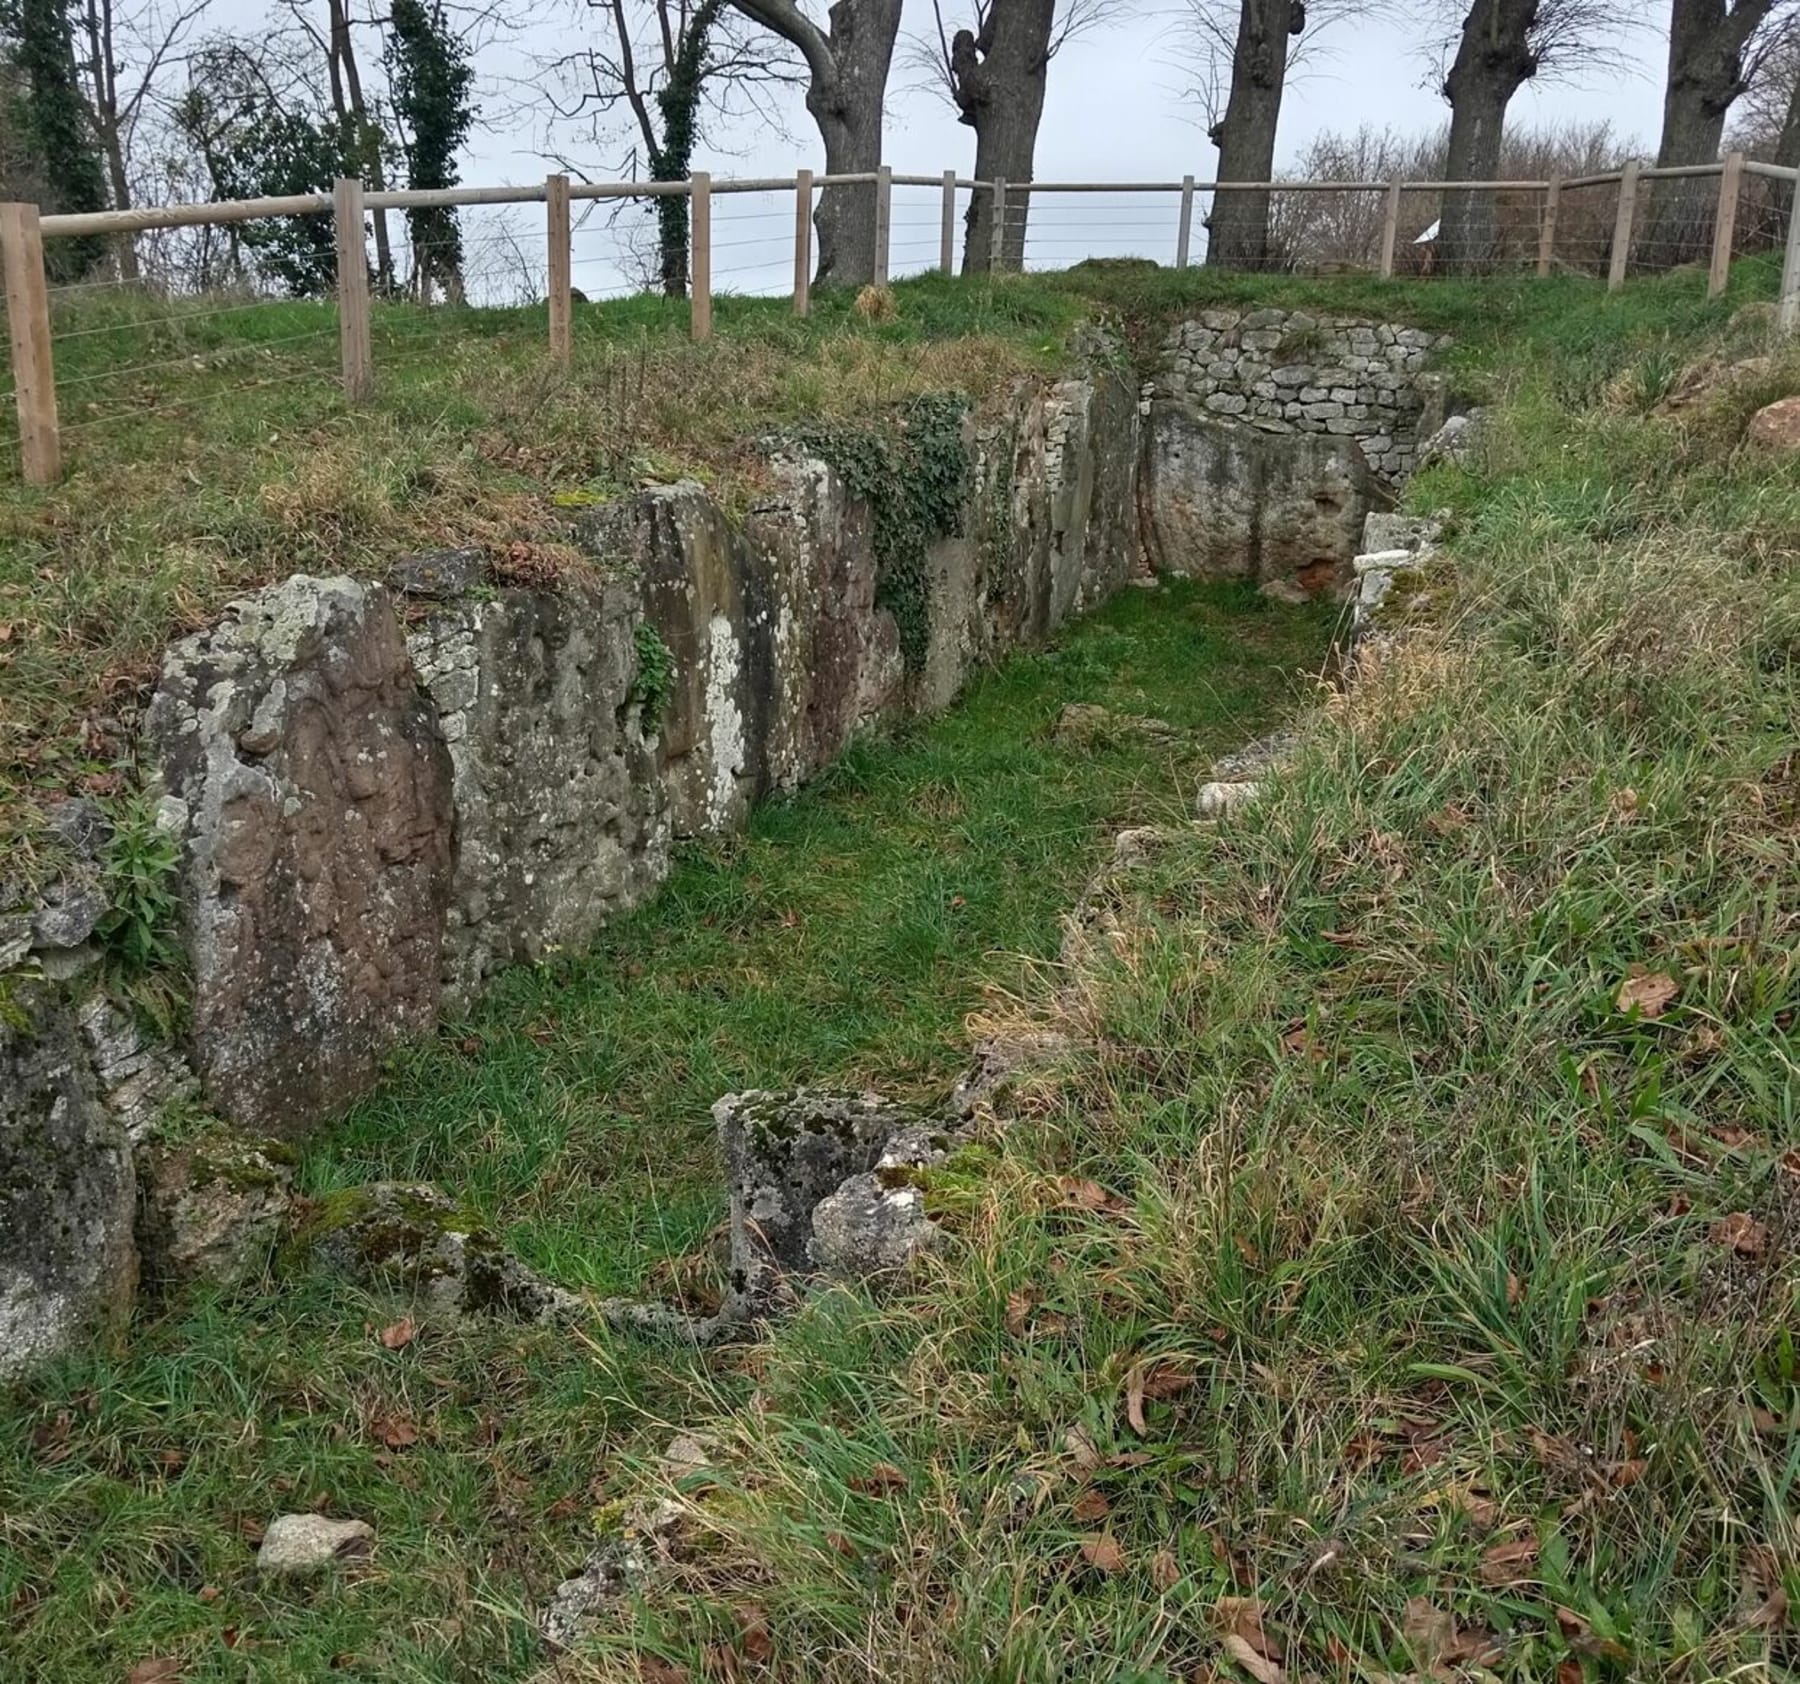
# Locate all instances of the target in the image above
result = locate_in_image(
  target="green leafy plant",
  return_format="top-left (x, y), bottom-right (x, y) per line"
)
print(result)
top-left (631, 621), bottom-right (677, 732)
top-left (96, 797), bottom-right (183, 974)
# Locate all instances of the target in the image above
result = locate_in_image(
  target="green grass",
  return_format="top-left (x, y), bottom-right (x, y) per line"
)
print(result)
top-left (0, 579), bottom-right (1332, 1683)
top-left (511, 270), bottom-right (1800, 1683)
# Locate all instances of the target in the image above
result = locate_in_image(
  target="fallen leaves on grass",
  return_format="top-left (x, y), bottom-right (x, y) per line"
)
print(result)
top-left (1220, 1635), bottom-right (1283, 1683)
top-left (1071, 1487), bottom-right (1112, 1523)
top-left (1079, 1534), bottom-right (1127, 1573)
top-left (1556, 1606), bottom-right (1630, 1662)
top-left (1615, 969), bottom-right (1679, 1018)
top-left (371, 1415), bottom-right (420, 1451)
top-left (1059, 1175), bottom-right (1131, 1216)
top-left (849, 1462), bottom-right (908, 1496)
top-left (377, 1317), bottom-right (416, 1350)
top-left (1126, 1358), bottom-right (1195, 1433)
top-left (127, 1663), bottom-right (181, 1684)
top-left (1709, 1212), bottom-right (1769, 1258)
top-left (1478, 1534), bottom-right (1539, 1586)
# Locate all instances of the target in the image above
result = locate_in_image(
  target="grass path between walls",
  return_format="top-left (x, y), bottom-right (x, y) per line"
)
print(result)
top-left (0, 581), bottom-right (1333, 1683)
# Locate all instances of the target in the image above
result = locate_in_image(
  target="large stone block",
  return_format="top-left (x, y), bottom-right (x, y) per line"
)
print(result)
top-left (1, 987), bottom-right (137, 1381)
top-left (407, 577), bottom-right (670, 1006)
top-left (1142, 398), bottom-right (1373, 593)
top-left (146, 576), bottom-right (455, 1136)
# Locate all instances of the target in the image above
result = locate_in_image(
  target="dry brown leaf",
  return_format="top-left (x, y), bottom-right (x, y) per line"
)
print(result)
top-left (1059, 1175), bottom-right (1130, 1216)
top-left (1004, 1290), bottom-right (1036, 1337)
top-left (1709, 1212), bottom-right (1769, 1258)
top-left (1478, 1535), bottom-right (1539, 1586)
top-left (1556, 1606), bottom-right (1629, 1662)
top-left (1151, 1547), bottom-right (1181, 1592)
top-left (849, 1462), bottom-right (908, 1496)
top-left (1607, 1458), bottom-right (1648, 1487)
top-left (1402, 1597), bottom-right (1456, 1667)
top-left (1079, 1533), bottom-right (1127, 1573)
top-left (126, 1664), bottom-right (181, 1684)
top-left (1744, 1588), bottom-right (1790, 1631)
top-left (642, 1662), bottom-right (690, 1684)
top-left (378, 1317), bottom-right (416, 1351)
top-left (1615, 970), bottom-right (1680, 1018)
top-left (1555, 1661), bottom-right (1583, 1684)
top-left (1065, 1426), bottom-right (1100, 1471)
top-left (1071, 1487), bottom-right (1112, 1523)
top-left (735, 1604), bottom-right (774, 1664)
top-left (372, 1414), bottom-right (420, 1450)
top-left (1216, 1598), bottom-right (1282, 1661)
top-left (1220, 1633), bottom-right (1284, 1683)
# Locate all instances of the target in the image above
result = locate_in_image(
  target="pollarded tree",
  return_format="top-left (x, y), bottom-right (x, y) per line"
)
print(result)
top-left (1187, 0), bottom-right (1386, 272)
top-left (729, 0), bottom-right (902, 287)
top-left (916, 0), bottom-right (1108, 273)
top-left (1644, 0), bottom-right (1793, 262)
top-left (1432, 0), bottom-right (1631, 273)
top-left (385, 0), bottom-right (475, 301)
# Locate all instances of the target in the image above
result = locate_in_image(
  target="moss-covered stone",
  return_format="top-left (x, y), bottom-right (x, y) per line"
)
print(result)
top-left (137, 1121), bottom-right (296, 1291)
top-left (283, 1181), bottom-right (582, 1324)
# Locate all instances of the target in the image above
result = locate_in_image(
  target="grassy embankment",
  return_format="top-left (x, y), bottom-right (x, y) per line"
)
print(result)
top-left (2, 252), bottom-right (1797, 1681)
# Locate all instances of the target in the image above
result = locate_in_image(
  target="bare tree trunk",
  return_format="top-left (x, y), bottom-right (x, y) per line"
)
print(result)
top-left (1645, 0), bottom-right (1776, 265)
top-left (733, 0), bottom-right (902, 287)
top-left (78, 0), bottom-right (138, 278)
top-left (952, 0), bottom-right (1054, 273)
top-left (1438, 0), bottom-right (1540, 274)
top-left (1206, 0), bottom-right (1302, 271)
top-left (328, 0), bottom-right (394, 292)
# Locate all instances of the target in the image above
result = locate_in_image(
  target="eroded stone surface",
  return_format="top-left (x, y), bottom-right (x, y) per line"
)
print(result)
top-left (811, 1126), bottom-right (948, 1280)
top-left (1748, 396), bottom-right (1800, 453)
top-left (407, 576), bottom-right (670, 1005)
top-left (1196, 779), bottom-right (1265, 819)
top-left (146, 576), bottom-right (455, 1136)
top-left (0, 987), bottom-right (138, 1381)
top-left (1143, 400), bottom-right (1373, 593)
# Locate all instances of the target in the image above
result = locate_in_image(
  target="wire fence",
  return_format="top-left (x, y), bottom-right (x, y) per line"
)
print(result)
top-left (1, 156), bottom-right (1795, 484)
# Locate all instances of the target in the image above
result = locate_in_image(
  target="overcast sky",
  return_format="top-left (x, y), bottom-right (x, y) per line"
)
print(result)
top-left (454, 0), bottom-right (1672, 187)
top-left (291, 0), bottom-right (1674, 295)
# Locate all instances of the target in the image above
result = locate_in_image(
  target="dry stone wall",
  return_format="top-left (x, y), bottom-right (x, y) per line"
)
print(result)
top-left (1157, 309), bottom-right (1451, 482)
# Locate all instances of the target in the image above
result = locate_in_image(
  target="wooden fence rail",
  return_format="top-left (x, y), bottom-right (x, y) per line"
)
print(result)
top-left (3, 157), bottom-right (1796, 486)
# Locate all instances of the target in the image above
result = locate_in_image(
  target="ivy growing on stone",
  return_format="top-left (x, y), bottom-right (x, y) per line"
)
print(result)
top-left (792, 393), bottom-right (972, 674)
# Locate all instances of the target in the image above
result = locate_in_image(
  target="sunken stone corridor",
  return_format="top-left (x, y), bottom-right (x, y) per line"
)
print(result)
top-left (1, 305), bottom-right (1456, 1660)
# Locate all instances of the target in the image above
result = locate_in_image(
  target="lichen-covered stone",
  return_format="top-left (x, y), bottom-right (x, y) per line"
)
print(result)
top-left (0, 986), bottom-right (137, 1381)
top-left (810, 1126), bottom-right (948, 1280)
top-left (256, 1514), bottom-right (373, 1577)
top-left (1196, 779), bottom-right (1264, 819)
top-left (137, 1124), bottom-right (296, 1290)
top-left (75, 993), bottom-right (199, 1142)
top-left (1143, 400), bottom-right (1372, 594)
top-left (287, 1181), bottom-right (582, 1322)
top-left (716, 1089), bottom-right (914, 1281)
top-left (407, 576), bottom-right (670, 1006)
top-left (540, 1536), bottom-right (650, 1652)
top-left (145, 576), bottom-right (455, 1136)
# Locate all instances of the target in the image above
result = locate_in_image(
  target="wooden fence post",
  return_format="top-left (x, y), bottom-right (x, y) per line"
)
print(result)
top-left (1779, 173), bottom-right (1800, 336)
top-left (1176, 174), bottom-right (1195, 270)
top-left (1537, 178), bottom-right (1562, 278)
top-left (0, 201), bottom-right (59, 485)
top-left (690, 172), bottom-right (712, 340)
top-left (793, 169), bottom-right (813, 316)
top-left (1608, 161), bottom-right (1639, 293)
top-left (940, 169), bottom-right (957, 275)
top-left (1708, 151), bottom-right (1743, 300)
top-left (333, 176), bottom-right (372, 400)
top-left (873, 164), bottom-right (891, 287)
top-left (1378, 179), bottom-right (1402, 279)
top-left (989, 177), bottom-right (1007, 273)
top-left (546, 173), bottom-right (572, 365)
